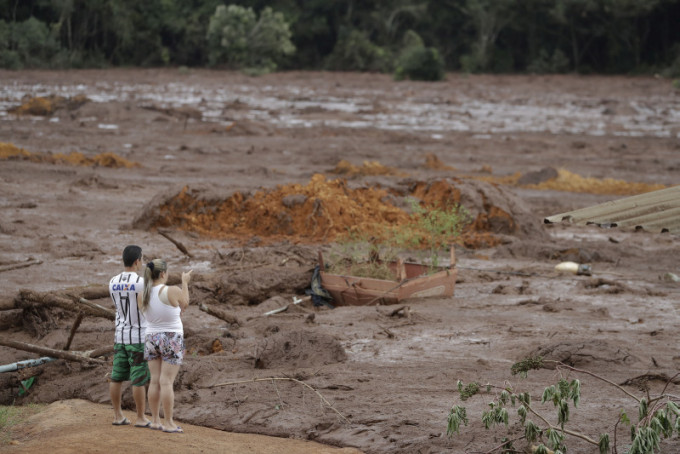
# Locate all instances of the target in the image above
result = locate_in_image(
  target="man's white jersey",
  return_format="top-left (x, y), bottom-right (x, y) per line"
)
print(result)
top-left (109, 271), bottom-right (146, 344)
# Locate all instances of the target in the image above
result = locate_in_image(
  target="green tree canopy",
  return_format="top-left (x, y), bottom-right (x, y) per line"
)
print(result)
top-left (207, 4), bottom-right (295, 74)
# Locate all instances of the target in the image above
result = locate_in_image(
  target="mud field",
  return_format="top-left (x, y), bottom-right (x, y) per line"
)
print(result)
top-left (1, 69), bottom-right (680, 453)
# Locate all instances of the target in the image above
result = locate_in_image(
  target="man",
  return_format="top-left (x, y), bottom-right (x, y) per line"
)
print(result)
top-left (108, 245), bottom-right (151, 427)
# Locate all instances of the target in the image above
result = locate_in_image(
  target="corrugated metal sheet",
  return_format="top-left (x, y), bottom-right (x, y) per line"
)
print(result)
top-left (544, 185), bottom-right (680, 233)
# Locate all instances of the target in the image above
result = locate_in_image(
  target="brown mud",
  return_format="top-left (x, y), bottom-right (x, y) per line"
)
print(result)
top-left (0, 69), bottom-right (679, 453)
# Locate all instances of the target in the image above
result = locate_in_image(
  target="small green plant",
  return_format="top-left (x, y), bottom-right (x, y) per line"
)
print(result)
top-left (326, 233), bottom-right (399, 280)
top-left (327, 199), bottom-right (469, 279)
top-left (391, 198), bottom-right (470, 268)
top-left (447, 356), bottom-right (680, 454)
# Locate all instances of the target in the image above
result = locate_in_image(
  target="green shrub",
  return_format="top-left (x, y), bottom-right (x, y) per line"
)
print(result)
top-left (0, 49), bottom-right (21, 69)
top-left (401, 29), bottom-right (424, 49)
top-left (325, 28), bottom-right (390, 72)
top-left (394, 46), bottom-right (445, 81)
top-left (527, 49), bottom-right (570, 74)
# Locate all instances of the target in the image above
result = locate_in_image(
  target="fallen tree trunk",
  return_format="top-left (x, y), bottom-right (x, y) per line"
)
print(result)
top-left (0, 338), bottom-right (106, 365)
top-left (76, 286), bottom-right (111, 301)
top-left (199, 303), bottom-right (241, 326)
top-left (17, 290), bottom-right (114, 320)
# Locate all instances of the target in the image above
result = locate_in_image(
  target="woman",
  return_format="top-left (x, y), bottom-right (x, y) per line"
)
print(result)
top-left (141, 258), bottom-right (192, 433)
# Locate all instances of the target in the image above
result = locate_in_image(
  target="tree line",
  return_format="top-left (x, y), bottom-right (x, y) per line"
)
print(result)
top-left (1, 0), bottom-right (679, 80)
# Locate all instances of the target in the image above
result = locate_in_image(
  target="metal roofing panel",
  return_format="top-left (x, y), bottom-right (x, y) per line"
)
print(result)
top-left (544, 185), bottom-right (680, 233)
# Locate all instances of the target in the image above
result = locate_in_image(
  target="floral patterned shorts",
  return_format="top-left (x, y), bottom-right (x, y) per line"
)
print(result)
top-left (144, 332), bottom-right (185, 365)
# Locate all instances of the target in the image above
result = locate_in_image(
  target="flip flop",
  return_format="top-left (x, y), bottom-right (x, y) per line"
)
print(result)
top-left (135, 421), bottom-right (152, 428)
top-left (162, 426), bottom-right (183, 434)
top-left (149, 424), bottom-right (164, 431)
top-left (112, 417), bottom-right (130, 426)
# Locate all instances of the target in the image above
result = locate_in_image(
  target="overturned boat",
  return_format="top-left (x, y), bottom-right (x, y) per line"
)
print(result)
top-left (318, 248), bottom-right (457, 306)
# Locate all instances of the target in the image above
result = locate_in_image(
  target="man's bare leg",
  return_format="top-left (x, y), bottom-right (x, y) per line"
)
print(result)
top-left (109, 381), bottom-right (126, 424)
top-left (132, 385), bottom-right (151, 426)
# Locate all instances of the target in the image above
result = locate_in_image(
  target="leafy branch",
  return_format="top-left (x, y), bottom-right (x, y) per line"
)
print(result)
top-left (448, 356), bottom-right (680, 454)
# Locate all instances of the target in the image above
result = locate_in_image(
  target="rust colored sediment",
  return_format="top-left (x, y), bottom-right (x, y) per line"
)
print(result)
top-left (151, 175), bottom-right (506, 248)
top-left (153, 174), bottom-right (410, 242)
top-left (0, 143), bottom-right (139, 168)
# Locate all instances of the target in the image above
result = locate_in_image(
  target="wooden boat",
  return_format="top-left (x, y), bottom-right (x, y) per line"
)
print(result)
top-left (318, 248), bottom-right (457, 306)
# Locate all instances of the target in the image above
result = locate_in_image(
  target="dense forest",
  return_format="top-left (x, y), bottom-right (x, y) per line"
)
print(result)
top-left (1, 0), bottom-right (680, 79)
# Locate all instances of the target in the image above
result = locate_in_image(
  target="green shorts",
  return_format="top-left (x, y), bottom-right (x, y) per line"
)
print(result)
top-left (111, 343), bottom-right (150, 386)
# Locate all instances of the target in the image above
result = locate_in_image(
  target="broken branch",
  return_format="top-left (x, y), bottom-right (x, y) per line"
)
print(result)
top-left (83, 345), bottom-right (115, 358)
top-left (77, 298), bottom-right (115, 320)
top-left (63, 312), bottom-right (85, 351)
top-left (0, 259), bottom-right (43, 273)
top-left (158, 229), bottom-right (193, 257)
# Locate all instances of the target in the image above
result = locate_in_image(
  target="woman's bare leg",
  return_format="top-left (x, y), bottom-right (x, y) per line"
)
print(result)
top-left (159, 361), bottom-right (181, 430)
top-left (147, 359), bottom-right (163, 429)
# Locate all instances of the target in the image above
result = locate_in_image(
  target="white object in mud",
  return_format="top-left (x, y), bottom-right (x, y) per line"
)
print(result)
top-left (555, 261), bottom-right (592, 276)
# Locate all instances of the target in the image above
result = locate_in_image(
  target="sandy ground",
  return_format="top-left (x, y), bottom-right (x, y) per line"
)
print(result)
top-left (3, 399), bottom-right (362, 453)
top-left (1, 69), bottom-right (680, 453)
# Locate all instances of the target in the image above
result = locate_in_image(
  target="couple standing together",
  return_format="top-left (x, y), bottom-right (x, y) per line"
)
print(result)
top-left (108, 245), bottom-right (192, 433)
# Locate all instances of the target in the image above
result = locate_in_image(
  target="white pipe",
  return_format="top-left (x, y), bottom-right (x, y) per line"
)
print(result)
top-left (0, 357), bottom-right (56, 373)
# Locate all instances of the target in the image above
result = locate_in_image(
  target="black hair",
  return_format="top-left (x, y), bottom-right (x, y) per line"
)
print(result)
top-left (122, 245), bottom-right (143, 267)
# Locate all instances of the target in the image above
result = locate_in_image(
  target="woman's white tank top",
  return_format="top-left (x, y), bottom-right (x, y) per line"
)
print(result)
top-left (145, 285), bottom-right (183, 335)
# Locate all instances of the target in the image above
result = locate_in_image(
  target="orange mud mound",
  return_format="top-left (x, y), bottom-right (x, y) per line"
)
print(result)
top-left (145, 174), bottom-right (409, 242)
top-left (0, 142), bottom-right (32, 160)
top-left (0, 143), bottom-right (139, 168)
top-left (134, 175), bottom-right (545, 248)
top-left (8, 94), bottom-right (89, 116)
